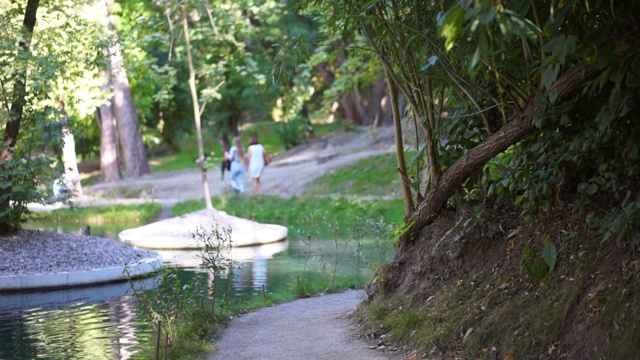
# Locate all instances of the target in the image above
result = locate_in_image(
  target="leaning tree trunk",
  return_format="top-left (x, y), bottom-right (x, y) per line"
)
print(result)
top-left (403, 60), bottom-right (605, 246)
top-left (102, 0), bottom-right (150, 178)
top-left (0, 0), bottom-right (39, 234)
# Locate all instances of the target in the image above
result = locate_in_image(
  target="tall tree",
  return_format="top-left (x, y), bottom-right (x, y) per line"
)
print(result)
top-left (102, 0), bottom-right (150, 178)
top-left (0, 0), bottom-right (39, 233)
top-left (305, 0), bottom-right (640, 247)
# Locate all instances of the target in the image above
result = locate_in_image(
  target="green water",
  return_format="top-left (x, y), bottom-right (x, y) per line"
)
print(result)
top-left (0, 221), bottom-right (394, 359)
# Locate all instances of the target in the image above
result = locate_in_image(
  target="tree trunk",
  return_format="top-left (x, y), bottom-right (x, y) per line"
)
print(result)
top-left (317, 61), bottom-right (391, 127)
top-left (403, 60), bottom-right (604, 245)
top-left (182, 4), bottom-right (213, 210)
top-left (97, 97), bottom-right (122, 182)
top-left (386, 68), bottom-right (413, 217)
top-left (97, 50), bottom-right (122, 183)
top-left (61, 127), bottom-right (82, 195)
top-left (102, 0), bottom-right (150, 178)
top-left (367, 77), bottom-right (388, 127)
top-left (0, 0), bottom-right (39, 234)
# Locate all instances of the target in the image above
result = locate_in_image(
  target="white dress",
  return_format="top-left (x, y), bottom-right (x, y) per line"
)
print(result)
top-left (248, 144), bottom-right (266, 179)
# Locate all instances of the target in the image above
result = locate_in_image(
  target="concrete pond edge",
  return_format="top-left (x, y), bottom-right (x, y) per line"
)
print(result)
top-left (0, 255), bottom-right (163, 292)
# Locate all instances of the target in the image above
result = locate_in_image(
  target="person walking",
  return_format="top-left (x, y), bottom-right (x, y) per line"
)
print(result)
top-left (225, 136), bottom-right (245, 194)
top-left (246, 136), bottom-right (270, 194)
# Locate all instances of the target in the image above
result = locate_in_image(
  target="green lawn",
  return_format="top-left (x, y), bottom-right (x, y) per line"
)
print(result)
top-left (303, 153), bottom-right (402, 197)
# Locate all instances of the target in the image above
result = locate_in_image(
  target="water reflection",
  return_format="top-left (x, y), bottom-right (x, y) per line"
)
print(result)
top-left (156, 240), bottom-right (287, 296)
top-left (0, 295), bottom-right (143, 359)
top-left (0, 226), bottom-right (289, 360)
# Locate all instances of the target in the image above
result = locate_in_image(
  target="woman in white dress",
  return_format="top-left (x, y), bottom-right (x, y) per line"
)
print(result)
top-left (246, 136), bottom-right (268, 194)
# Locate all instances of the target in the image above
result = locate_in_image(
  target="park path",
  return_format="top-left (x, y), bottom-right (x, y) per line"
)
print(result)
top-left (72, 126), bottom-right (400, 216)
top-left (207, 290), bottom-right (402, 360)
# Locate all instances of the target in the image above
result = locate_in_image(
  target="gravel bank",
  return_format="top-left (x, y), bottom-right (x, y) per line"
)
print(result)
top-left (0, 229), bottom-right (158, 277)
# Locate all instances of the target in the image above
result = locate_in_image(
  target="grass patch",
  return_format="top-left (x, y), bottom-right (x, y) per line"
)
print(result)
top-left (29, 203), bottom-right (162, 225)
top-left (358, 261), bottom-right (592, 359)
top-left (358, 278), bottom-right (481, 355)
top-left (80, 173), bottom-right (102, 187)
top-left (593, 276), bottom-right (640, 359)
top-left (466, 271), bottom-right (582, 359)
top-left (304, 153), bottom-right (402, 197)
top-left (172, 194), bottom-right (404, 239)
top-left (151, 152), bottom-right (202, 173)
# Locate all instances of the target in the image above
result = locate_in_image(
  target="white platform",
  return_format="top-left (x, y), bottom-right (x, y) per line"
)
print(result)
top-left (118, 209), bottom-right (288, 250)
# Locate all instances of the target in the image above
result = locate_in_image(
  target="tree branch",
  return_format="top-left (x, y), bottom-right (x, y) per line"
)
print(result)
top-left (403, 59), bottom-right (604, 242)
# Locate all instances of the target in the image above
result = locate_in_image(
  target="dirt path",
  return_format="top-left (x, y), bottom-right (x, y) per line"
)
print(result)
top-left (82, 126), bottom-right (398, 202)
top-left (207, 290), bottom-right (402, 360)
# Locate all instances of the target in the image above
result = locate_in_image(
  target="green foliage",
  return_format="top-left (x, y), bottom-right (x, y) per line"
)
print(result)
top-left (520, 235), bottom-right (558, 281)
top-left (112, 0), bottom-right (322, 155)
top-left (28, 203), bottom-right (162, 224)
top-left (272, 116), bottom-right (314, 150)
top-left (1, 1), bottom-right (112, 233)
top-left (305, 0), bottom-right (640, 247)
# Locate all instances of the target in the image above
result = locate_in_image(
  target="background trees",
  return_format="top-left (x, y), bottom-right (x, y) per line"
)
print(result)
top-left (0, 0), bottom-right (391, 234)
top-left (1, 0), bottom-right (111, 233)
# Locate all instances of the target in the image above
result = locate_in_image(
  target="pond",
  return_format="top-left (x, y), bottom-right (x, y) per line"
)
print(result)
top-left (0, 221), bottom-right (392, 359)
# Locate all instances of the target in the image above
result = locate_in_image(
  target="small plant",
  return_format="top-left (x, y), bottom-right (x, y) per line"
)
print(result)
top-left (520, 234), bottom-right (558, 281)
top-left (294, 212), bottom-right (322, 297)
top-left (124, 219), bottom-right (240, 359)
top-left (190, 219), bottom-right (237, 315)
top-left (125, 263), bottom-right (207, 353)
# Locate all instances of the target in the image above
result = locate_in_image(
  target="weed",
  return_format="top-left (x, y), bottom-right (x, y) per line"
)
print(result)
top-left (190, 219), bottom-right (237, 315)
